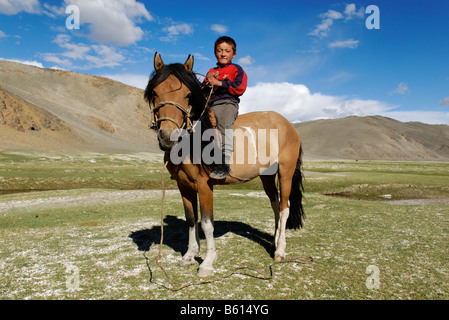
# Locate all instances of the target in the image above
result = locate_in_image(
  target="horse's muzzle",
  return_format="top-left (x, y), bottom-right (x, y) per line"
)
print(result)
top-left (158, 129), bottom-right (177, 151)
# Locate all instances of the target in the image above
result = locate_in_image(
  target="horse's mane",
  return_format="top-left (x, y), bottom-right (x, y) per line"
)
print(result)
top-left (144, 63), bottom-right (227, 173)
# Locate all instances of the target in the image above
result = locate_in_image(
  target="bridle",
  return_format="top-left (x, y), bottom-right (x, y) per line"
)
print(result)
top-left (151, 100), bottom-right (194, 132)
top-left (150, 83), bottom-right (214, 133)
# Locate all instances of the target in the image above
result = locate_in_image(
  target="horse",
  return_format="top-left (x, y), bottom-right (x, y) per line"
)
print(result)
top-left (144, 53), bottom-right (304, 277)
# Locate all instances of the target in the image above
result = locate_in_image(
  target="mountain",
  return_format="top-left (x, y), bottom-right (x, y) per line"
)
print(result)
top-left (0, 60), bottom-right (157, 153)
top-left (1, 60), bottom-right (448, 161)
top-left (294, 116), bottom-right (449, 161)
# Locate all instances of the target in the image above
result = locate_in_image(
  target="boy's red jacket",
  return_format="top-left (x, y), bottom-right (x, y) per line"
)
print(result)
top-left (206, 62), bottom-right (248, 103)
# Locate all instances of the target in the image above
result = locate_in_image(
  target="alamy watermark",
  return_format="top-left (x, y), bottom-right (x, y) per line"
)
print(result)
top-left (66, 265), bottom-right (81, 291)
top-left (365, 265), bottom-right (380, 290)
top-left (168, 122), bottom-right (280, 175)
top-left (366, 5), bottom-right (380, 30)
top-left (66, 5), bottom-right (80, 30)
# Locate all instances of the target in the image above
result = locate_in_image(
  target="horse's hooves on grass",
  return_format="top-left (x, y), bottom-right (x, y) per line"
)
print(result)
top-left (197, 267), bottom-right (214, 278)
top-left (179, 259), bottom-right (196, 267)
top-left (274, 255), bottom-right (285, 262)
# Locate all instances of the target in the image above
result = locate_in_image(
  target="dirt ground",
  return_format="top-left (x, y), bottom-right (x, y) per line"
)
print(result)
top-left (0, 189), bottom-right (179, 213)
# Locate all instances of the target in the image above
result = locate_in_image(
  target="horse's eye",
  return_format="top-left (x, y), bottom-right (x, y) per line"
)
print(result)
top-left (186, 93), bottom-right (192, 100)
top-left (151, 91), bottom-right (158, 103)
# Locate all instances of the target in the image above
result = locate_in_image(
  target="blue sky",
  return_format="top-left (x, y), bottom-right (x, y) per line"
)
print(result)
top-left (1, 0), bottom-right (448, 124)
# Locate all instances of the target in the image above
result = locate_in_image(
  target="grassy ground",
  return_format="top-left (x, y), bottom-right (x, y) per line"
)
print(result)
top-left (0, 151), bottom-right (448, 300)
top-left (0, 151), bottom-right (175, 193)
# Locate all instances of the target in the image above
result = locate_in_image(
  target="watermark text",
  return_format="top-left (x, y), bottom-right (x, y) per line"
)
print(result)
top-left (66, 5), bottom-right (80, 30)
top-left (168, 122), bottom-right (279, 175)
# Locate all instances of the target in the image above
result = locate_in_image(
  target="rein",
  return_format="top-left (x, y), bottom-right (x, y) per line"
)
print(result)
top-left (191, 83), bottom-right (214, 132)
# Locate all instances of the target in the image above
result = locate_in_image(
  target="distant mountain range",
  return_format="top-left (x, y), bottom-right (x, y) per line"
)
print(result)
top-left (294, 115), bottom-right (449, 161)
top-left (1, 60), bottom-right (448, 161)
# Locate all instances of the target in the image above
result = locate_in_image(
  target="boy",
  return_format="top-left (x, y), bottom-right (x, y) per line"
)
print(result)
top-left (205, 36), bottom-right (248, 179)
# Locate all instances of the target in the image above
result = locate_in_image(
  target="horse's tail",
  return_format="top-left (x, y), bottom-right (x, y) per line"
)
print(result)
top-left (286, 145), bottom-right (305, 230)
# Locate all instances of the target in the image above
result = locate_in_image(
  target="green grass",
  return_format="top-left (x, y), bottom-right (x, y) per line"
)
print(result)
top-left (0, 151), bottom-right (448, 300)
top-left (0, 151), bottom-right (178, 193)
top-left (303, 160), bottom-right (449, 201)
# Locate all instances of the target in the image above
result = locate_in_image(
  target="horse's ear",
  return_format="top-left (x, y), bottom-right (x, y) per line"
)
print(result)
top-left (184, 54), bottom-right (194, 72)
top-left (154, 52), bottom-right (164, 71)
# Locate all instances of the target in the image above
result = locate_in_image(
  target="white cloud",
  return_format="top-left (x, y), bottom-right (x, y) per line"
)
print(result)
top-left (211, 24), bottom-right (228, 35)
top-left (0, 0), bottom-right (40, 15)
top-left (238, 55), bottom-right (254, 66)
top-left (161, 23), bottom-right (194, 42)
top-left (308, 18), bottom-right (335, 38)
top-left (322, 9), bottom-right (344, 20)
top-left (1, 57), bottom-right (44, 68)
top-left (391, 82), bottom-right (410, 95)
top-left (103, 73), bottom-right (148, 89)
top-left (240, 82), bottom-right (392, 123)
top-left (308, 9), bottom-right (343, 37)
top-left (53, 34), bottom-right (90, 60)
top-left (43, 55), bottom-right (72, 68)
top-left (239, 82), bottom-right (449, 125)
top-left (382, 111), bottom-right (449, 125)
top-left (328, 39), bottom-right (359, 49)
top-left (309, 3), bottom-right (364, 38)
top-left (63, 0), bottom-right (152, 46)
top-left (87, 45), bottom-right (126, 68)
top-left (0, 30), bottom-right (7, 38)
top-left (43, 34), bottom-right (126, 69)
top-left (164, 23), bottom-right (193, 36)
top-left (440, 97), bottom-right (449, 106)
top-left (192, 52), bottom-right (211, 62)
top-left (323, 71), bottom-right (354, 83)
top-left (41, 3), bottom-right (64, 18)
top-left (344, 3), bottom-right (365, 19)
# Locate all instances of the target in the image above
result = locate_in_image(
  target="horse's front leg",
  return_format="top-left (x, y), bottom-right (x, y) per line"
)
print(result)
top-left (179, 188), bottom-right (200, 267)
top-left (197, 180), bottom-right (217, 277)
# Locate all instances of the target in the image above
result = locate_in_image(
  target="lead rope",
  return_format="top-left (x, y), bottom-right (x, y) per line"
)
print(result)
top-left (144, 161), bottom-right (314, 292)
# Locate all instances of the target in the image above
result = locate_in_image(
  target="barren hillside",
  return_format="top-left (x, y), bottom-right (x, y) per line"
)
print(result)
top-left (295, 116), bottom-right (449, 161)
top-left (0, 60), bottom-right (157, 153)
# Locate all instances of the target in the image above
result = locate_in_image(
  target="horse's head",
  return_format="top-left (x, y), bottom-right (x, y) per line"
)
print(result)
top-left (145, 53), bottom-right (200, 151)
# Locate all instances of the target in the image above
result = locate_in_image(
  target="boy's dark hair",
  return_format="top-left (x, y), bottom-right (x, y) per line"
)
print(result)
top-left (215, 36), bottom-right (237, 53)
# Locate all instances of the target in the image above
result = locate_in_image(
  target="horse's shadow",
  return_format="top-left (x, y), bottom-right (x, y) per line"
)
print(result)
top-left (129, 215), bottom-right (275, 258)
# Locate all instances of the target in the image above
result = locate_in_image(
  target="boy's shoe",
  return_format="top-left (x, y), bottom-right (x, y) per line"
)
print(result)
top-left (209, 152), bottom-right (232, 180)
top-left (209, 169), bottom-right (228, 180)
top-left (209, 163), bottom-right (230, 180)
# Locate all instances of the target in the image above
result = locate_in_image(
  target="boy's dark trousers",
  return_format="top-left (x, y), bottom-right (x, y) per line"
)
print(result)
top-left (210, 99), bottom-right (239, 165)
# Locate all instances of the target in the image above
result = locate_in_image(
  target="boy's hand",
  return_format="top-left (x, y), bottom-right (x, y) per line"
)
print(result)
top-left (206, 71), bottom-right (222, 87)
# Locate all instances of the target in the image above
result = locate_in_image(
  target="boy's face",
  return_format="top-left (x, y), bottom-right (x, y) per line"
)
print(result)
top-left (215, 42), bottom-right (236, 65)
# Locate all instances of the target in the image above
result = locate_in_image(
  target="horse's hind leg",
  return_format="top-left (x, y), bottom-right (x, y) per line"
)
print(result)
top-left (179, 187), bottom-right (200, 267)
top-left (261, 170), bottom-right (291, 261)
top-left (274, 157), bottom-right (297, 262)
top-left (260, 174), bottom-right (279, 255)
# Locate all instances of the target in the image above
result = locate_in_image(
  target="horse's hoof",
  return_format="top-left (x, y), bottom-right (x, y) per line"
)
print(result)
top-left (179, 258), bottom-right (196, 267)
top-left (197, 267), bottom-right (214, 278)
top-left (274, 255), bottom-right (285, 262)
